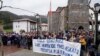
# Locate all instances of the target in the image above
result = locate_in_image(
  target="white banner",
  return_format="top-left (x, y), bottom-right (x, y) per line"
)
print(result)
top-left (32, 39), bottom-right (81, 56)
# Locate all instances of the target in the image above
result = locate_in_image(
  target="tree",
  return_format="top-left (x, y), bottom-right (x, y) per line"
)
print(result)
top-left (87, 0), bottom-right (95, 11)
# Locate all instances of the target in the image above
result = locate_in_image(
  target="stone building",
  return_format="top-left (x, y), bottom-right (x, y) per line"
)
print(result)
top-left (47, 7), bottom-right (68, 34)
top-left (47, 11), bottom-right (60, 34)
top-left (52, 11), bottom-right (60, 34)
top-left (59, 7), bottom-right (68, 32)
top-left (48, 0), bottom-right (89, 33)
top-left (56, 7), bottom-right (64, 33)
top-left (68, 0), bottom-right (89, 30)
top-left (47, 11), bottom-right (53, 33)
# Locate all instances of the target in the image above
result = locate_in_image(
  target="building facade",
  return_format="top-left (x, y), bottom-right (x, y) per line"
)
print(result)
top-left (59, 7), bottom-right (68, 32)
top-left (13, 18), bottom-right (36, 33)
top-left (68, 0), bottom-right (89, 30)
top-left (48, 7), bottom-right (68, 34)
top-left (41, 23), bottom-right (48, 31)
top-left (52, 11), bottom-right (60, 34)
top-left (48, 11), bottom-right (60, 34)
top-left (47, 11), bottom-right (53, 33)
top-left (48, 0), bottom-right (89, 33)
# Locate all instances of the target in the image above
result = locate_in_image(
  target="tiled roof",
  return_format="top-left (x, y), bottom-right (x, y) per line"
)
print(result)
top-left (13, 18), bottom-right (36, 23)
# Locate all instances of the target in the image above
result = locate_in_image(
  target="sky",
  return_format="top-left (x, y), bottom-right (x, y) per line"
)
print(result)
top-left (1, 0), bottom-right (100, 16)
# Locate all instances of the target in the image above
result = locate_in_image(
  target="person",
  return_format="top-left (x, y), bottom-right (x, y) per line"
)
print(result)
top-left (69, 32), bottom-right (76, 42)
top-left (2, 34), bottom-right (8, 46)
top-left (0, 34), bottom-right (2, 46)
top-left (20, 33), bottom-right (27, 48)
top-left (88, 40), bottom-right (95, 56)
top-left (10, 33), bottom-right (16, 45)
top-left (27, 34), bottom-right (32, 50)
top-left (56, 32), bottom-right (64, 39)
top-left (43, 32), bottom-right (49, 39)
top-left (79, 35), bottom-right (86, 56)
top-left (65, 32), bottom-right (71, 41)
top-left (15, 33), bottom-right (21, 48)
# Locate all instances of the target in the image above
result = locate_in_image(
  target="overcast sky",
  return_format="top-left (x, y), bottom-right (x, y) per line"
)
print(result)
top-left (1, 0), bottom-right (100, 16)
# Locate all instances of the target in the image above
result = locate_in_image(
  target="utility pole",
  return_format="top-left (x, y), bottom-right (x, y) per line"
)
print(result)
top-left (0, 0), bottom-right (4, 56)
top-left (39, 16), bottom-right (42, 37)
top-left (35, 14), bottom-right (42, 38)
top-left (94, 3), bottom-right (100, 52)
top-left (94, 10), bottom-right (98, 49)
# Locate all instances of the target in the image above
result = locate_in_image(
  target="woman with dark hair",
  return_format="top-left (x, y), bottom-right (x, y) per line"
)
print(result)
top-left (27, 34), bottom-right (32, 50)
top-left (2, 34), bottom-right (8, 46)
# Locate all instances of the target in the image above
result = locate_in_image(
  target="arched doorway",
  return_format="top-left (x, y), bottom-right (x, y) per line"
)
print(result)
top-left (78, 26), bottom-right (84, 30)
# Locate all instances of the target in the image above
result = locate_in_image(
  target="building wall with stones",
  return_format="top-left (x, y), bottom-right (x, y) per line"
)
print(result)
top-left (56, 7), bottom-right (64, 32)
top-left (52, 12), bottom-right (60, 34)
top-left (47, 11), bottom-right (60, 34)
top-left (60, 7), bottom-right (68, 32)
top-left (48, 0), bottom-right (89, 33)
top-left (47, 11), bottom-right (51, 32)
top-left (47, 12), bottom-right (52, 33)
top-left (68, 0), bottom-right (89, 30)
top-left (48, 7), bottom-right (69, 33)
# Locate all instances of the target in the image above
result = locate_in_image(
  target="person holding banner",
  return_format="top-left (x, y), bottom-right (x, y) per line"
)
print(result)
top-left (79, 35), bottom-right (86, 56)
top-left (56, 32), bottom-right (64, 40)
top-left (69, 32), bottom-right (77, 42)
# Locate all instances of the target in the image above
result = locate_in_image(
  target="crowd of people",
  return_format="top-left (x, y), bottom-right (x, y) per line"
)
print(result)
top-left (0, 29), bottom-right (100, 56)
top-left (0, 32), bottom-right (33, 50)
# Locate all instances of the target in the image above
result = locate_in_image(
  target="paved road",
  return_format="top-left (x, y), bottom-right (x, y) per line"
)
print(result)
top-left (0, 46), bottom-right (52, 56)
top-left (0, 45), bottom-right (100, 56)
top-left (0, 45), bottom-right (22, 56)
top-left (6, 49), bottom-right (52, 56)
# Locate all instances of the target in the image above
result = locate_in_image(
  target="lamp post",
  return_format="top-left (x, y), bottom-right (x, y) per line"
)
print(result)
top-left (94, 3), bottom-right (100, 51)
top-left (35, 14), bottom-right (42, 38)
top-left (35, 14), bottom-right (39, 38)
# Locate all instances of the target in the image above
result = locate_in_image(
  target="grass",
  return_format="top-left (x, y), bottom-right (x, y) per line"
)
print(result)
top-left (4, 29), bottom-right (13, 33)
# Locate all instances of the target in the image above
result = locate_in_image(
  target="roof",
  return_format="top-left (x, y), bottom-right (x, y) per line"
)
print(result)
top-left (56, 7), bottom-right (64, 12)
top-left (13, 18), bottom-right (36, 23)
top-left (56, 6), bottom-right (68, 12)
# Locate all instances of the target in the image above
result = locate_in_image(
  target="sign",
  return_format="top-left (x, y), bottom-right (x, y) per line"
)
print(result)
top-left (32, 39), bottom-right (81, 56)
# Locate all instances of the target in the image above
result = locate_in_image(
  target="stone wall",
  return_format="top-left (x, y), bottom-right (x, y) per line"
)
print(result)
top-left (68, 0), bottom-right (89, 30)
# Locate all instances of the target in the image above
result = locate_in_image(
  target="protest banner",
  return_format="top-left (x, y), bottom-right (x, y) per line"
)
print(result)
top-left (32, 39), bottom-right (81, 56)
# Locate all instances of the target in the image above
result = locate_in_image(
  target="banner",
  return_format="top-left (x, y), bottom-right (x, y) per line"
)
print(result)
top-left (32, 39), bottom-right (81, 56)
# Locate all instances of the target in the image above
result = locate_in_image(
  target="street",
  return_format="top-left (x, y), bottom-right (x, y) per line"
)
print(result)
top-left (0, 45), bottom-right (100, 56)
top-left (0, 45), bottom-right (52, 56)
top-left (6, 49), bottom-right (52, 56)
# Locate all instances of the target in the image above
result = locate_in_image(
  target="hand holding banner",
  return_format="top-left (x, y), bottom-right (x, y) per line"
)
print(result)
top-left (32, 39), bottom-right (81, 56)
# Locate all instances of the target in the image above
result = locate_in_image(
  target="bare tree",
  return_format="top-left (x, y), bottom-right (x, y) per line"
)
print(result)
top-left (87, 0), bottom-right (95, 11)
top-left (87, 0), bottom-right (95, 31)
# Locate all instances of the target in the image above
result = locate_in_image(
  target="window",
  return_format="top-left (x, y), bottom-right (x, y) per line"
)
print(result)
top-left (16, 25), bottom-right (20, 28)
